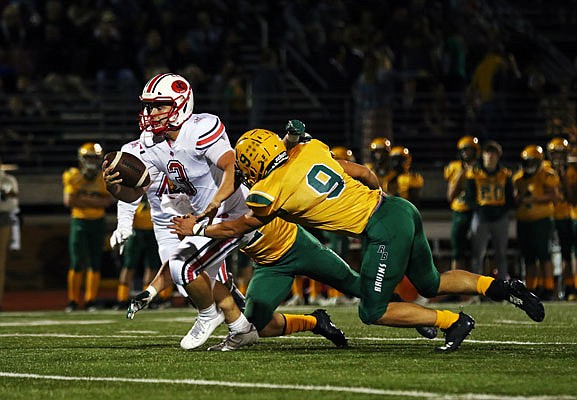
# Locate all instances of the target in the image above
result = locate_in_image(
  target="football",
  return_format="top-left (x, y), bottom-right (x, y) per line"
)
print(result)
top-left (103, 151), bottom-right (151, 188)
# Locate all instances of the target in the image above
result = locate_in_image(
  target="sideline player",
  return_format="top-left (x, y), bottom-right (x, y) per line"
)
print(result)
top-left (63, 142), bottom-right (114, 311)
top-left (444, 136), bottom-right (480, 270)
top-left (171, 127), bottom-right (545, 352)
top-left (513, 145), bottom-right (559, 300)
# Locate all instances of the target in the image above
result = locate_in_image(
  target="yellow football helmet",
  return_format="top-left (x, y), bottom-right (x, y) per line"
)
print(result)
top-left (457, 135), bottom-right (480, 162)
top-left (78, 142), bottom-right (104, 179)
top-left (547, 137), bottom-right (569, 153)
top-left (547, 137), bottom-right (569, 169)
top-left (331, 146), bottom-right (355, 162)
top-left (235, 129), bottom-right (288, 187)
top-left (390, 146), bottom-right (412, 172)
top-left (369, 137), bottom-right (392, 167)
top-left (521, 145), bottom-right (544, 175)
top-left (370, 137), bottom-right (392, 152)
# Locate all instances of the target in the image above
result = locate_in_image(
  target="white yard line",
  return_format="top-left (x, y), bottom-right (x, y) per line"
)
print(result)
top-left (0, 371), bottom-right (573, 400)
top-left (1, 332), bottom-right (576, 346)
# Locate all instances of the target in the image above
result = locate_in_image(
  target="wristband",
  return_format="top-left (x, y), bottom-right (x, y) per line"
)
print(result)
top-left (286, 133), bottom-right (301, 143)
top-left (145, 286), bottom-right (158, 299)
top-left (192, 221), bottom-right (208, 236)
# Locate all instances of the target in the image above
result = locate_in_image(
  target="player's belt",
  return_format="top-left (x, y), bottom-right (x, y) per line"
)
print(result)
top-left (369, 192), bottom-right (387, 218)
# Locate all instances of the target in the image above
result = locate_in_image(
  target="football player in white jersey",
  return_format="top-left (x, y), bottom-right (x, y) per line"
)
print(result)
top-left (103, 73), bottom-right (257, 350)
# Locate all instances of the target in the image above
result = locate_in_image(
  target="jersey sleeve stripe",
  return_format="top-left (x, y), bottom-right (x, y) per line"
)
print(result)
top-left (196, 120), bottom-right (224, 149)
top-left (246, 192), bottom-right (274, 207)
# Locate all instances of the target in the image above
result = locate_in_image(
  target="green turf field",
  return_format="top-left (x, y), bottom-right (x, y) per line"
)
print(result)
top-left (1, 302), bottom-right (576, 400)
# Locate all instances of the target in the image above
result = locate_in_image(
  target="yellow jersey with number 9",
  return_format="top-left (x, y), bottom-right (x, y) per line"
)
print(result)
top-left (246, 139), bottom-right (381, 235)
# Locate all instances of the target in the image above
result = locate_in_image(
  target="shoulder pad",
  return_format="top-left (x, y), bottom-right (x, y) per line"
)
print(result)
top-left (193, 114), bottom-right (225, 150)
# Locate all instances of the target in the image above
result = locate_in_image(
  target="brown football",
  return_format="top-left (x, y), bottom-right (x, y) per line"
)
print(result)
top-left (104, 151), bottom-right (151, 188)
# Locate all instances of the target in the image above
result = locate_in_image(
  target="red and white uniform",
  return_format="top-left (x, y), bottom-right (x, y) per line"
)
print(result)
top-left (137, 113), bottom-right (250, 286)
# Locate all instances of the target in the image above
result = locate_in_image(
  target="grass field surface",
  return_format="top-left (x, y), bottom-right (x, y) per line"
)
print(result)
top-left (1, 302), bottom-right (576, 400)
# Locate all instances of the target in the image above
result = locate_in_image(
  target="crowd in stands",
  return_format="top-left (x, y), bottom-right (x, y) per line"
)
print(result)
top-left (1, 0), bottom-right (577, 169)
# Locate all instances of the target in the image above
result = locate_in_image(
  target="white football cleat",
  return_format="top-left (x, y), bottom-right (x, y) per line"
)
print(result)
top-left (207, 325), bottom-right (259, 351)
top-left (180, 310), bottom-right (225, 350)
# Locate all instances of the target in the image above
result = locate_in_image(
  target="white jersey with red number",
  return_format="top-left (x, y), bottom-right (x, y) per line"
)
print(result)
top-left (134, 113), bottom-right (249, 286)
top-left (139, 113), bottom-right (247, 220)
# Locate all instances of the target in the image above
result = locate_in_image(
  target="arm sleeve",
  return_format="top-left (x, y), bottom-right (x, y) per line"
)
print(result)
top-left (117, 198), bottom-right (139, 229)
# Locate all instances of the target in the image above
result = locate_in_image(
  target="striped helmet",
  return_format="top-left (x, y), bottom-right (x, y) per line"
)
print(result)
top-left (139, 73), bottom-right (194, 136)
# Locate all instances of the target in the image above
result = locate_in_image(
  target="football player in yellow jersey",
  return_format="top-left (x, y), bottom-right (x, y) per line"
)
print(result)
top-left (444, 136), bottom-right (480, 270)
top-left (366, 137), bottom-right (392, 189)
top-left (62, 143), bottom-right (114, 311)
top-left (513, 145), bottom-right (560, 300)
top-left (565, 146), bottom-right (577, 300)
top-left (547, 138), bottom-right (576, 300)
top-left (464, 140), bottom-right (514, 280)
top-left (384, 146), bottom-right (424, 208)
top-left (173, 125), bottom-right (545, 352)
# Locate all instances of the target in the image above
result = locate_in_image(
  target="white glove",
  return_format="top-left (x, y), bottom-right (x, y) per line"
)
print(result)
top-left (110, 227), bottom-right (134, 255)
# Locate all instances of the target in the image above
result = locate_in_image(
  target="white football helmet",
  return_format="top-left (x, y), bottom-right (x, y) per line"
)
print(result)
top-left (138, 73), bottom-right (194, 136)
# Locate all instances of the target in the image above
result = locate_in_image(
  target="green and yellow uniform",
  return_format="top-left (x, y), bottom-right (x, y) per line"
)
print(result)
top-left (549, 164), bottom-right (573, 271)
top-left (62, 167), bottom-right (109, 307)
top-left (445, 160), bottom-right (473, 263)
top-left (565, 164), bottom-right (577, 293)
top-left (246, 139), bottom-right (441, 324)
top-left (63, 167), bottom-right (108, 269)
top-left (513, 167), bottom-right (557, 265)
top-left (382, 171), bottom-right (424, 201)
top-left (464, 164), bottom-right (514, 220)
top-left (242, 217), bottom-right (361, 330)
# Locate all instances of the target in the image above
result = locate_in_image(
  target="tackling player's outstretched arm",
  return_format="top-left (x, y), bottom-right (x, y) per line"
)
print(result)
top-left (169, 210), bottom-right (275, 239)
top-left (338, 159), bottom-right (381, 190)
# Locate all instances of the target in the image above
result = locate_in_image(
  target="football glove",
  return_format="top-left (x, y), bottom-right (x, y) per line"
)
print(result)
top-left (126, 290), bottom-right (154, 319)
top-left (110, 227), bottom-right (134, 255)
top-left (285, 119), bottom-right (306, 136)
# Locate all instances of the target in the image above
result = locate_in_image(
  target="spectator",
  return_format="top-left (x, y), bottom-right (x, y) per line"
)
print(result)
top-left (91, 10), bottom-right (138, 92)
top-left (138, 29), bottom-right (170, 80)
top-left (0, 161), bottom-right (19, 311)
top-left (249, 48), bottom-right (284, 127)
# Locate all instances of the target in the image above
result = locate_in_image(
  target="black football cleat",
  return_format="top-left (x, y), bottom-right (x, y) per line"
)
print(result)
top-left (416, 326), bottom-right (438, 339)
top-left (308, 309), bottom-right (349, 348)
top-left (504, 280), bottom-right (545, 322)
top-left (435, 312), bottom-right (475, 353)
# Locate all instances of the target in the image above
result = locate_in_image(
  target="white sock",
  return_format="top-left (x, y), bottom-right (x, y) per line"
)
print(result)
top-left (228, 313), bottom-right (251, 333)
top-left (198, 303), bottom-right (218, 320)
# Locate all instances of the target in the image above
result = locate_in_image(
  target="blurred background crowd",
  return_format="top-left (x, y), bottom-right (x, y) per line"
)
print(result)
top-left (2, 0), bottom-right (577, 309)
